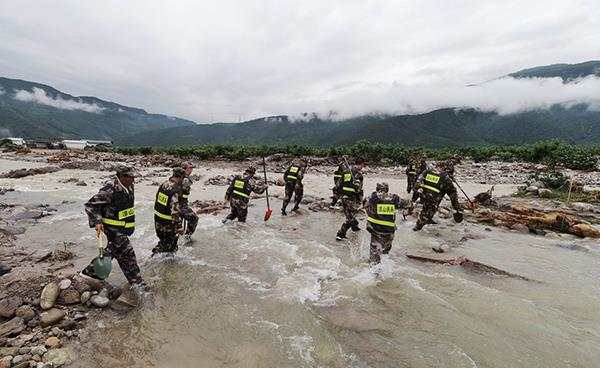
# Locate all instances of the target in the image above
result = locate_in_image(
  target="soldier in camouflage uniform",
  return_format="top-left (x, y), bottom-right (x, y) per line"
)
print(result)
top-left (406, 153), bottom-right (428, 201)
top-left (223, 166), bottom-right (267, 223)
top-left (281, 159), bottom-right (307, 215)
top-left (335, 158), bottom-right (365, 240)
top-left (330, 159), bottom-right (347, 208)
top-left (413, 160), bottom-right (463, 231)
top-left (180, 162), bottom-right (199, 239)
top-left (364, 183), bottom-right (411, 263)
top-left (152, 168), bottom-right (186, 255)
top-left (83, 166), bottom-right (144, 286)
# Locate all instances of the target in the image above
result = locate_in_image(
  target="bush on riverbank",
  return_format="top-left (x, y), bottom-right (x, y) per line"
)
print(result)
top-left (115, 139), bottom-right (600, 171)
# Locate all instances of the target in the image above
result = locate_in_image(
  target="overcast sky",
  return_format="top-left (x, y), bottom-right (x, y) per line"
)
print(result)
top-left (1, 0), bottom-right (599, 122)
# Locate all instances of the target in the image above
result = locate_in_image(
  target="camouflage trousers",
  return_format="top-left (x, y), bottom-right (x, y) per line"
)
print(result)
top-left (153, 224), bottom-right (179, 254)
top-left (180, 205), bottom-right (198, 235)
top-left (406, 174), bottom-right (417, 193)
top-left (83, 230), bottom-right (143, 284)
top-left (330, 178), bottom-right (341, 206)
top-left (369, 231), bottom-right (394, 264)
top-left (225, 197), bottom-right (249, 222)
top-left (337, 197), bottom-right (361, 237)
top-left (415, 201), bottom-right (439, 230)
top-left (282, 182), bottom-right (303, 210)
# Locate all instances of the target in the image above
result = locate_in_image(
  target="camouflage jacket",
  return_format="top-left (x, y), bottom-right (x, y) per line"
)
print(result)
top-left (334, 166), bottom-right (364, 200)
top-left (364, 191), bottom-right (409, 232)
top-left (155, 179), bottom-right (183, 230)
top-left (85, 177), bottom-right (134, 229)
top-left (416, 169), bottom-right (461, 211)
top-left (405, 159), bottom-right (428, 177)
top-left (225, 174), bottom-right (267, 206)
top-left (181, 176), bottom-right (193, 206)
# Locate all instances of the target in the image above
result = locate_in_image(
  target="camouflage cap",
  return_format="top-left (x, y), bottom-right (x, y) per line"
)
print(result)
top-left (116, 165), bottom-right (136, 177)
top-left (245, 166), bottom-right (256, 175)
top-left (172, 167), bottom-right (186, 178)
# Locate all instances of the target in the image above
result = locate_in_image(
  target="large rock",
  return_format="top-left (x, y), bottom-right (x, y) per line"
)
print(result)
top-left (39, 283), bottom-right (59, 310)
top-left (39, 309), bottom-right (65, 327)
top-left (44, 337), bottom-right (61, 349)
top-left (0, 317), bottom-right (25, 337)
top-left (0, 347), bottom-right (19, 356)
top-left (42, 347), bottom-right (73, 367)
top-left (0, 297), bottom-right (23, 318)
top-left (0, 356), bottom-right (11, 368)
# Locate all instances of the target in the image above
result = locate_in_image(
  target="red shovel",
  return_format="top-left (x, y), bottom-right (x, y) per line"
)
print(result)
top-left (262, 156), bottom-right (273, 221)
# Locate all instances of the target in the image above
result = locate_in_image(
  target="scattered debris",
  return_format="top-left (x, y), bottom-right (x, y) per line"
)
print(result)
top-left (204, 175), bottom-right (231, 186)
top-left (0, 167), bottom-right (61, 179)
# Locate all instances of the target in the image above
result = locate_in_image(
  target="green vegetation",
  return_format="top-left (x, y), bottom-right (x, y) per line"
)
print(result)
top-left (115, 139), bottom-right (600, 170)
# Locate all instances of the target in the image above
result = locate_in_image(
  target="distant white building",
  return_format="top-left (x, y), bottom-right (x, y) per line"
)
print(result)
top-left (5, 138), bottom-right (25, 146)
top-left (61, 140), bottom-right (89, 150)
top-left (61, 139), bottom-right (113, 150)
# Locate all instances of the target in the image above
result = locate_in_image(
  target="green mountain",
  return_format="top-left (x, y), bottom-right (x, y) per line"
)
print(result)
top-left (509, 60), bottom-right (600, 81)
top-left (116, 105), bottom-right (600, 148)
top-left (0, 77), bottom-right (195, 140)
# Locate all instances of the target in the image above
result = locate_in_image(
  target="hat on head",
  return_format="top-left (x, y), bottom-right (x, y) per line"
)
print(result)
top-left (172, 167), bottom-right (186, 178)
top-left (116, 165), bottom-right (136, 177)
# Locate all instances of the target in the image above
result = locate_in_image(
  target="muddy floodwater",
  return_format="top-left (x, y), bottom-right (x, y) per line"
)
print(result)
top-left (1, 155), bottom-right (600, 368)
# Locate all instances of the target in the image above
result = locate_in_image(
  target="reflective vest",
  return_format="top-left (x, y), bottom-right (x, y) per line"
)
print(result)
top-left (421, 171), bottom-right (442, 194)
top-left (367, 197), bottom-right (397, 233)
top-left (285, 165), bottom-right (301, 182)
top-left (154, 184), bottom-right (177, 224)
top-left (102, 186), bottom-right (135, 235)
top-left (231, 177), bottom-right (252, 200)
top-left (342, 171), bottom-right (359, 195)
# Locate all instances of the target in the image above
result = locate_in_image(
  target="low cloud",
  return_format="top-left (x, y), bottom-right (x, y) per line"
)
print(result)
top-left (14, 87), bottom-right (104, 113)
top-left (0, 128), bottom-right (12, 138)
top-left (288, 76), bottom-right (600, 120)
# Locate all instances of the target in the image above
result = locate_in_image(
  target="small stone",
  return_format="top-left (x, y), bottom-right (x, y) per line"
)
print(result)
top-left (538, 188), bottom-right (553, 198)
top-left (30, 346), bottom-right (46, 356)
top-left (42, 347), bottom-right (73, 366)
top-left (75, 180), bottom-right (87, 186)
top-left (12, 362), bottom-right (29, 368)
top-left (12, 355), bottom-right (31, 365)
top-left (50, 327), bottom-right (62, 337)
top-left (18, 347), bottom-right (31, 354)
top-left (26, 319), bottom-right (39, 329)
top-left (31, 354), bottom-right (41, 362)
top-left (15, 306), bottom-right (35, 322)
top-left (73, 313), bottom-right (86, 322)
top-left (57, 289), bottom-right (79, 305)
top-left (44, 337), bottom-right (60, 349)
top-left (39, 283), bottom-right (59, 310)
top-left (57, 279), bottom-right (71, 290)
top-left (0, 297), bottom-right (24, 319)
top-left (90, 295), bottom-right (109, 308)
top-left (0, 347), bottom-right (19, 356)
top-left (0, 356), bottom-right (11, 368)
top-left (0, 318), bottom-right (25, 338)
top-left (39, 309), bottom-right (65, 327)
top-left (79, 292), bottom-right (91, 304)
top-left (525, 185), bottom-right (539, 195)
top-left (511, 223), bottom-right (530, 233)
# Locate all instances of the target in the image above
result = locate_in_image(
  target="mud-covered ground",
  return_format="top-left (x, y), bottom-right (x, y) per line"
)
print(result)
top-left (1, 149), bottom-right (599, 368)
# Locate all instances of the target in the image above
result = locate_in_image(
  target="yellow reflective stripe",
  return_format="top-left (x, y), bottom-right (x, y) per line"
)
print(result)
top-left (408, 171), bottom-right (417, 175)
top-left (182, 194), bottom-right (189, 199)
top-left (367, 217), bottom-right (396, 227)
top-left (154, 210), bottom-right (173, 220)
top-left (287, 175), bottom-right (298, 180)
top-left (421, 184), bottom-right (440, 193)
top-left (334, 174), bottom-right (342, 178)
top-left (118, 207), bottom-right (135, 220)
top-left (233, 190), bottom-right (250, 198)
top-left (343, 187), bottom-right (356, 192)
top-left (103, 218), bottom-right (135, 228)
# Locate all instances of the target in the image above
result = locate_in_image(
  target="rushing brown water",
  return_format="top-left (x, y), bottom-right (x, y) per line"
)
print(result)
top-left (2, 158), bottom-right (599, 367)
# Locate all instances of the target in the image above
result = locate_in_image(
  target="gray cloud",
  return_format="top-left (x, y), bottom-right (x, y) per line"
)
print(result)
top-left (0, 1), bottom-right (599, 122)
top-left (14, 87), bottom-right (104, 113)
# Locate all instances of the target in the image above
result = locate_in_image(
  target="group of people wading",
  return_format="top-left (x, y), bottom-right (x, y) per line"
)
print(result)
top-left (78, 155), bottom-right (464, 295)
